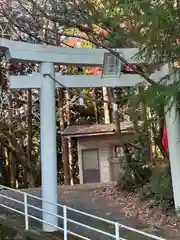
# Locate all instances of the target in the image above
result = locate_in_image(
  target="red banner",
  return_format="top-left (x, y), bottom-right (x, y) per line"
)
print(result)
top-left (162, 121), bottom-right (168, 152)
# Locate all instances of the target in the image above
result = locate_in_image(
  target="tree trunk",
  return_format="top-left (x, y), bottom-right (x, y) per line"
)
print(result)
top-left (68, 138), bottom-right (74, 184)
top-left (66, 90), bottom-right (75, 185)
top-left (8, 94), bottom-right (16, 188)
top-left (102, 87), bottom-right (111, 124)
top-left (27, 173), bottom-right (37, 187)
top-left (4, 147), bottom-right (11, 186)
top-left (26, 89), bottom-right (33, 187)
top-left (58, 89), bottom-right (70, 185)
top-left (110, 88), bottom-right (121, 134)
top-left (93, 89), bottom-right (100, 123)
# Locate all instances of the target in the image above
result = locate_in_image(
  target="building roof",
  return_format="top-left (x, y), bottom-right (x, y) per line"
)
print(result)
top-left (62, 121), bottom-right (133, 138)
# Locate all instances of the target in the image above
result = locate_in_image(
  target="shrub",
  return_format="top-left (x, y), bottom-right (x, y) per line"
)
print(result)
top-left (118, 141), bottom-right (152, 192)
top-left (150, 165), bottom-right (173, 210)
top-left (118, 168), bottom-right (136, 192)
top-left (118, 161), bottom-right (152, 192)
top-left (140, 164), bottom-right (174, 211)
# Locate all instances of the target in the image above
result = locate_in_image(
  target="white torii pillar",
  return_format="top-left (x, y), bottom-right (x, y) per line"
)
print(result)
top-left (164, 64), bottom-right (180, 212)
top-left (1, 37), bottom-right (180, 225)
top-left (165, 97), bottom-right (180, 211)
top-left (39, 62), bottom-right (57, 231)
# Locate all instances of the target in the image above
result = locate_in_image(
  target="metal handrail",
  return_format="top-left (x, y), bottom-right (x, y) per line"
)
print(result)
top-left (0, 185), bottom-right (167, 240)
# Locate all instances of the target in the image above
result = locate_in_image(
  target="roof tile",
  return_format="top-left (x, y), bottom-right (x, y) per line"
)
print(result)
top-left (62, 121), bottom-right (133, 137)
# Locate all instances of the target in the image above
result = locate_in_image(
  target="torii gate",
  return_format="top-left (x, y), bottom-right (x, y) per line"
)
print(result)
top-left (0, 38), bottom-right (179, 231)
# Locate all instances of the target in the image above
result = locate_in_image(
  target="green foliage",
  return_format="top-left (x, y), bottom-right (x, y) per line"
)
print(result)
top-left (150, 165), bottom-right (173, 207)
top-left (99, 0), bottom-right (180, 62)
top-left (140, 165), bottom-right (174, 211)
top-left (118, 161), bottom-right (152, 192)
top-left (118, 139), bottom-right (152, 192)
top-left (130, 83), bottom-right (180, 113)
top-left (118, 86), bottom-right (153, 191)
top-left (118, 168), bottom-right (137, 192)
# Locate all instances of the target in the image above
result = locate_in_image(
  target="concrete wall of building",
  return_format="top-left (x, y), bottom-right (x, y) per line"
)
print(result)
top-left (77, 133), bottom-right (133, 183)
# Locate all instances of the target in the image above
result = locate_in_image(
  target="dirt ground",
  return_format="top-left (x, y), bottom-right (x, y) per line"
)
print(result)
top-left (58, 182), bottom-right (180, 239)
top-left (15, 182), bottom-right (180, 239)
